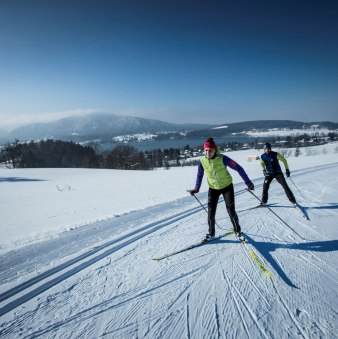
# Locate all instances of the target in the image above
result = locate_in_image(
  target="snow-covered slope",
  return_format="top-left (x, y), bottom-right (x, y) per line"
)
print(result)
top-left (1, 143), bottom-right (338, 338)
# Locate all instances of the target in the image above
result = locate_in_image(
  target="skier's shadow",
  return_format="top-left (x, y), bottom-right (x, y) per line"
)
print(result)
top-left (305, 202), bottom-right (338, 221)
top-left (244, 235), bottom-right (338, 288)
top-left (265, 202), bottom-right (338, 221)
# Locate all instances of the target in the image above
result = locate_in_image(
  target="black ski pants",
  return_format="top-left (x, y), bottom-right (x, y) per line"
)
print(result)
top-left (208, 183), bottom-right (241, 236)
top-left (262, 172), bottom-right (295, 204)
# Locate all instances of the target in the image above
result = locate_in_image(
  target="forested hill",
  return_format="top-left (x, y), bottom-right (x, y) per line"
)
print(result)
top-left (187, 120), bottom-right (338, 138)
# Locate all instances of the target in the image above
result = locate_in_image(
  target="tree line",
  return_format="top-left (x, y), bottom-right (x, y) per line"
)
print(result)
top-left (1, 131), bottom-right (336, 170)
top-left (0, 139), bottom-right (181, 170)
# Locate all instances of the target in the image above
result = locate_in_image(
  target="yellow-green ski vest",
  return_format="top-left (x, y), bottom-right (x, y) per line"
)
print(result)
top-left (200, 154), bottom-right (232, 189)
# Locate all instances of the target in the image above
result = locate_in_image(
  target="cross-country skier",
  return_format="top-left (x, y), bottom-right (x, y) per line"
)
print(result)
top-left (189, 138), bottom-right (254, 241)
top-left (259, 142), bottom-right (296, 206)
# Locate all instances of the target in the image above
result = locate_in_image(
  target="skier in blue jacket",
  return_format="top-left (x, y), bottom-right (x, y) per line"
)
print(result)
top-left (260, 143), bottom-right (296, 206)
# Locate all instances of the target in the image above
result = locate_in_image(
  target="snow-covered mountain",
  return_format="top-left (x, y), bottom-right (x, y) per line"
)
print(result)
top-left (1, 143), bottom-right (338, 338)
top-left (7, 113), bottom-right (212, 142)
top-left (6, 114), bottom-right (338, 145)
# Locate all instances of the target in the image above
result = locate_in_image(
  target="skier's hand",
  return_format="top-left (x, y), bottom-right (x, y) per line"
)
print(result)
top-left (188, 188), bottom-right (199, 196)
top-left (286, 169), bottom-right (290, 177)
top-left (247, 182), bottom-right (254, 190)
top-left (263, 170), bottom-right (266, 177)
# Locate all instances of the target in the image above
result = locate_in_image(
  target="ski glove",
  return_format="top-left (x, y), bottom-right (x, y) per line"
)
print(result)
top-left (286, 169), bottom-right (290, 177)
top-left (188, 188), bottom-right (199, 196)
top-left (247, 182), bottom-right (254, 190)
top-left (263, 170), bottom-right (266, 177)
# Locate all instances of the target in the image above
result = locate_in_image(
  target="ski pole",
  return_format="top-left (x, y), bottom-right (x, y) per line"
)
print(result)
top-left (187, 191), bottom-right (222, 229)
top-left (187, 190), bottom-right (208, 214)
top-left (288, 176), bottom-right (305, 200)
top-left (245, 188), bottom-right (263, 204)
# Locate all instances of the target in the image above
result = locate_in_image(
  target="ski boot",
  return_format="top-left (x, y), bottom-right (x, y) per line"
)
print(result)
top-left (202, 233), bottom-right (215, 243)
top-left (235, 231), bottom-right (245, 242)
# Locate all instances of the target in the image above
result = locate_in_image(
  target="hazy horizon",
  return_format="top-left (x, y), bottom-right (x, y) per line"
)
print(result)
top-left (1, 111), bottom-right (338, 133)
top-left (1, 1), bottom-right (337, 130)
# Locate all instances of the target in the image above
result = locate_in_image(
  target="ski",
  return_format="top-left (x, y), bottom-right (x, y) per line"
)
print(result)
top-left (251, 203), bottom-right (277, 209)
top-left (237, 235), bottom-right (272, 279)
top-left (152, 230), bottom-right (234, 261)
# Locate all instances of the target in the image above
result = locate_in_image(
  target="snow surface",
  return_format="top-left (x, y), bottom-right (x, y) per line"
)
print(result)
top-left (1, 143), bottom-right (338, 338)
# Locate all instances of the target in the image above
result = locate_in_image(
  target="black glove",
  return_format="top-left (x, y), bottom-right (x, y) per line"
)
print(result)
top-left (247, 182), bottom-right (254, 190)
top-left (286, 169), bottom-right (290, 177)
top-left (188, 188), bottom-right (199, 196)
top-left (263, 170), bottom-right (266, 177)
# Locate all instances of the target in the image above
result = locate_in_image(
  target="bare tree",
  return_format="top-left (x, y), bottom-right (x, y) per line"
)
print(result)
top-left (278, 148), bottom-right (291, 158)
top-left (294, 147), bottom-right (301, 157)
top-left (105, 144), bottom-right (145, 170)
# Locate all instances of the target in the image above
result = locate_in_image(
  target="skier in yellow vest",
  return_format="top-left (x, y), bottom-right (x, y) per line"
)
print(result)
top-left (189, 138), bottom-right (254, 241)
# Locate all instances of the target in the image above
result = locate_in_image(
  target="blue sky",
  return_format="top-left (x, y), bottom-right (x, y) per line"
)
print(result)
top-left (1, 0), bottom-right (338, 130)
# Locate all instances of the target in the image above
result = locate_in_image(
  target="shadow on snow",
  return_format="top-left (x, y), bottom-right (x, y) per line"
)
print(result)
top-left (241, 235), bottom-right (338, 289)
top-left (0, 177), bottom-right (47, 183)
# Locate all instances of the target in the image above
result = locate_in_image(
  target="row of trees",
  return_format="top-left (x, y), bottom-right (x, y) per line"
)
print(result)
top-left (1, 131), bottom-right (336, 170)
top-left (258, 132), bottom-right (337, 148)
top-left (0, 139), bottom-right (182, 170)
top-left (0, 139), bottom-right (100, 169)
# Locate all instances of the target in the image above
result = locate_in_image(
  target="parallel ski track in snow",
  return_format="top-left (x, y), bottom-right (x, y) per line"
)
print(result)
top-left (0, 205), bottom-right (207, 316)
top-left (1, 162), bottom-right (337, 321)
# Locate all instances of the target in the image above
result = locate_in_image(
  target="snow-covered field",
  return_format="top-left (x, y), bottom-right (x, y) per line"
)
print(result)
top-left (246, 127), bottom-right (335, 137)
top-left (1, 143), bottom-right (338, 338)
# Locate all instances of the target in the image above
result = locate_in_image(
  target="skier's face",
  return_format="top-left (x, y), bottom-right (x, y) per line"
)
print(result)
top-left (264, 148), bottom-right (271, 154)
top-left (205, 148), bottom-right (215, 159)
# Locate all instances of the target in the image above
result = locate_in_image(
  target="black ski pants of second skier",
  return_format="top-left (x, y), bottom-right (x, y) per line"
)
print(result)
top-left (208, 183), bottom-right (241, 236)
top-left (262, 172), bottom-right (295, 204)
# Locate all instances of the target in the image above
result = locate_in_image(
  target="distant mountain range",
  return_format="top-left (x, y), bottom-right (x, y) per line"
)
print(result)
top-left (4, 113), bottom-right (211, 143)
top-left (2, 112), bottom-right (338, 144)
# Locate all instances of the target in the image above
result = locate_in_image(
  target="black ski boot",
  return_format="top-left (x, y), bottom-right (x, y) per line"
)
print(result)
top-left (202, 233), bottom-right (215, 242)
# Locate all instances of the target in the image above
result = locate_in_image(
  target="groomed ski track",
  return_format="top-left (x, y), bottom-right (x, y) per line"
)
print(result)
top-left (1, 163), bottom-right (338, 338)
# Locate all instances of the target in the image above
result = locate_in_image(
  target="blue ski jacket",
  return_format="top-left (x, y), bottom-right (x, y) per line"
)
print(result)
top-left (260, 151), bottom-right (289, 175)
